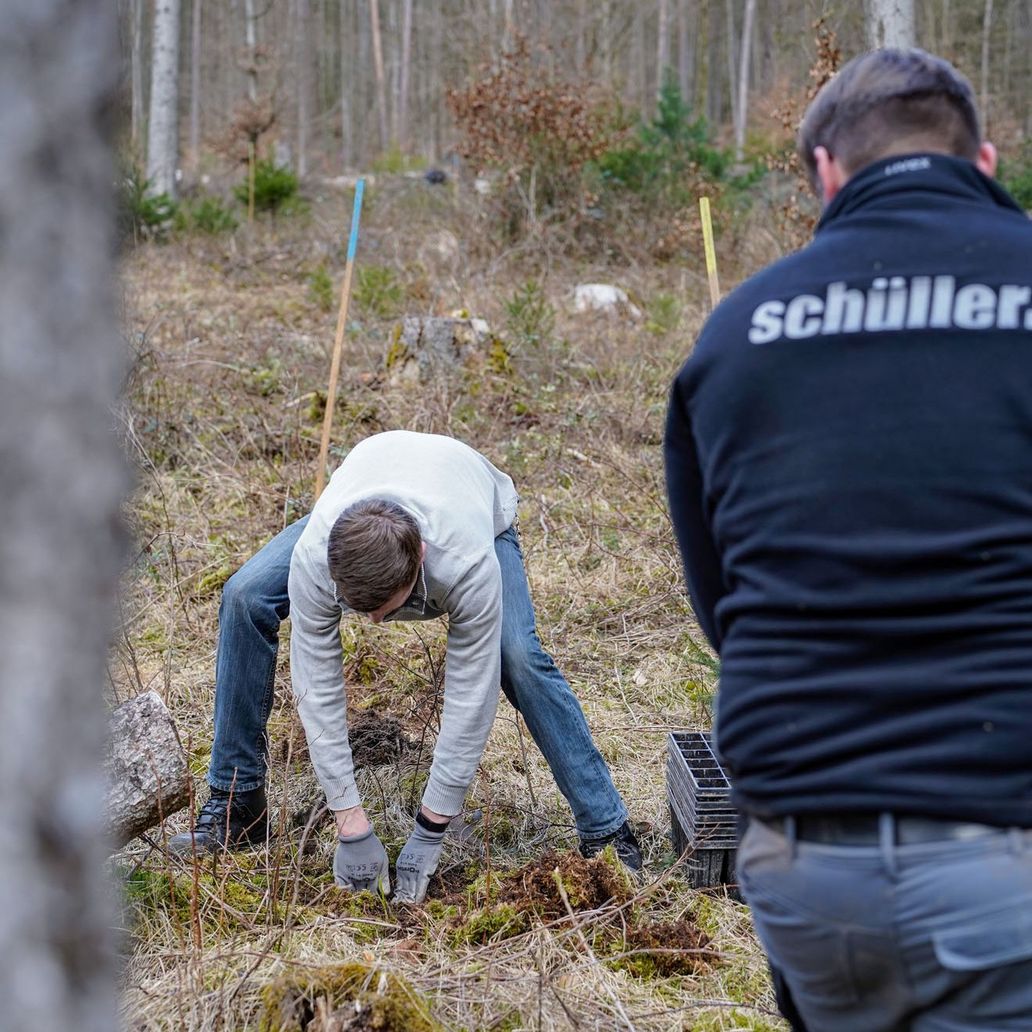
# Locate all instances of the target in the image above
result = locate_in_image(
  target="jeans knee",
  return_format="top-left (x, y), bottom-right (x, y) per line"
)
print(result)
top-left (221, 567), bottom-right (278, 632)
top-left (500, 630), bottom-right (537, 686)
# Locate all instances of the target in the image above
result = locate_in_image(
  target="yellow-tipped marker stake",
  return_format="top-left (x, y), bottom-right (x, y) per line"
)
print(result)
top-left (315, 179), bottom-right (365, 498)
top-left (699, 196), bottom-right (721, 309)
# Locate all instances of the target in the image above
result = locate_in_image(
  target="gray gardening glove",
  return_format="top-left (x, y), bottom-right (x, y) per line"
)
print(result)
top-left (334, 827), bottom-right (390, 895)
top-left (393, 821), bottom-right (448, 904)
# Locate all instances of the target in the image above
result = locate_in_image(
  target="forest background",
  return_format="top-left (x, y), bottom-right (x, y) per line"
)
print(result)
top-left (112, 2), bottom-right (1031, 1030)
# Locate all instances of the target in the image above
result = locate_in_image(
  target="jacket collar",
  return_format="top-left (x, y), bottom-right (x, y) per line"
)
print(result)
top-left (816, 152), bottom-right (1025, 232)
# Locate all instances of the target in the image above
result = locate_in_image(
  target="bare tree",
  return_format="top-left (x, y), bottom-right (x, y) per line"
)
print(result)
top-left (657, 0), bottom-right (671, 98)
top-left (244, 0), bottom-right (259, 102)
top-left (981, 0), bottom-right (994, 127)
top-left (146, 0), bottom-right (181, 196)
top-left (398, 0), bottom-right (413, 150)
top-left (189, 0), bottom-right (203, 172)
top-left (369, 0), bottom-right (389, 152)
top-left (296, 0), bottom-right (311, 177)
top-left (734, 0), bottom-right (757, 161)
top-left (131, 0), bottom-right (144, 153)
top-left (678, 0), bottom-right (694, 104)
top-left (0, 1), bottom-right (125, 1028)
top-left (865, 0), bottom-right (916, 48)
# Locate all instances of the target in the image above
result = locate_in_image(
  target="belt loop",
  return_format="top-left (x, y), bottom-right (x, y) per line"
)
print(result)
top-left (785, 815), bottom-right (798, 859)
top-left (879, 812), bottom-right (898, 876)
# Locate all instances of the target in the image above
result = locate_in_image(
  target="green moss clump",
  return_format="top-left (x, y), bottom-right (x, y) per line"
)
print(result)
top-left (449, 903), bottom-right (526, 946)
top-left (258, 962), bottom-right (440, 1032)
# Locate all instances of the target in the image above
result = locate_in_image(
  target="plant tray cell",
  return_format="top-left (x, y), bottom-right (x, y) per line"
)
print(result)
top-left (666, 731), bottom-right (738, 850)
top-left (670, 802), bottom-right (737, 889)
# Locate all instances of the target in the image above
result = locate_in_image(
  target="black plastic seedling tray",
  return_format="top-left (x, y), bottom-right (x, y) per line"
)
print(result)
top-left (667, 731), bottom-right (738, 888)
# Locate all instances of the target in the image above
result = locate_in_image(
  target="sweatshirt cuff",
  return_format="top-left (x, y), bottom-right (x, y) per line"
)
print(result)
top-left (421, 777), bottom-right (466, 818)
top-left (324, 779), bottom-right (362, 812)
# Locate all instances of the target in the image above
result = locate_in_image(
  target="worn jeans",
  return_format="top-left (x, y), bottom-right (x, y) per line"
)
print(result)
top-left (738, 815), bottom-right (1032, 1031)
top-left (209, 518), bottom-right (628, 839)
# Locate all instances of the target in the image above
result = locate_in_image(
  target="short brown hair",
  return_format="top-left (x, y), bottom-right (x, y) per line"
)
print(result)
top-left (798, 48), bottom-right (981, 191)
top-left (327, 499), bottom-right (422, 612)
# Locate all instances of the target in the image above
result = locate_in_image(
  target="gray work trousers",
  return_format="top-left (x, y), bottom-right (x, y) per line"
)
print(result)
top-left (738, 815), bottom-right (1032, 1031)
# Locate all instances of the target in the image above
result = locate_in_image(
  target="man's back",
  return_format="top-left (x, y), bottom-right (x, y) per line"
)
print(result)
top-left (666, 153), bottom-right (1032, 825)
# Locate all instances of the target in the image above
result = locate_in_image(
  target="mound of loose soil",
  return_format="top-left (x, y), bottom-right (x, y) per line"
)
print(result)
top-left (621, 917), bottom-right (718, 976)
top-left (347, 711), bottom-right (415, 767)
top-left (483, 849), bottom-right (633, 918)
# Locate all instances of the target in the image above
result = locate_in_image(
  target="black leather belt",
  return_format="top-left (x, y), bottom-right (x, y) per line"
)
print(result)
top-left (759, 813), bottom-right (1005, 846)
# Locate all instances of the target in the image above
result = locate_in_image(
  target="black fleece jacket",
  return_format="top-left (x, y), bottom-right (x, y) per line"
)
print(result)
top-left (664, 153), bottom-right (1032, 826)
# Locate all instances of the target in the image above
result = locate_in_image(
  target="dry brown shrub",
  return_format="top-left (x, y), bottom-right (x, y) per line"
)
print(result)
top-left (447, 37), bottom-right (613, 240)
top-left (767, 18), bottom-right (843, 250)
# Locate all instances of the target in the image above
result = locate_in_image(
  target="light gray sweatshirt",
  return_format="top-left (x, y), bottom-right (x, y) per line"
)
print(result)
top-left (287, 431), bottom-right (519, 816)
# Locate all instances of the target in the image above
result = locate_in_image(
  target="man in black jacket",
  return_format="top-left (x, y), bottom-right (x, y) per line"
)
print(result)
top-left (665, 48), bottom-right (1032, 1031)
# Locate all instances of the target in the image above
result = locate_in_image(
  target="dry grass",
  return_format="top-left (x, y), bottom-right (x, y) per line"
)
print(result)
top-left (114, 175), bottom-right (787, 1030)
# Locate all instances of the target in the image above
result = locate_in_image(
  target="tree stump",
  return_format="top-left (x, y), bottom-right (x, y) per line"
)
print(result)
top-left (105, 691), bottom-right (190, 848)
top-left (385, 316), bottom-right (494, 381)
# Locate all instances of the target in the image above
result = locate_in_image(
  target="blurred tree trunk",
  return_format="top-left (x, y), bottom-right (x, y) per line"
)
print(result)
top-left (131, 0), bottom-right (144, 154)
top-left (0, 1), bottom-right (125, 1028)
top-left (725, 0), bottom-right (738, 133)
top-left (865, 0), bottom-right (916, 48)
top-left (340, 0), bottom-right (353, 166)
top-left (678, 0), bottom-right (694, 104)
top-left (146, 0), bottom-right (181, 196)
top-left (980, 0), bottom-right (993, 128)
top-left (734, 0), bottom-right (756, 161)
top-left (296, 0), bottom-right (311, 177)
top-left (189, 0), bottom-right (202, 173)
top-left (657, 0), bottom-right (671, 98)
top-left (369, 0), bottom-right (389, 152)
top-left (398, 0), bottom-right (413, 150)
top-left (244, 0), bottom-right (258, 103)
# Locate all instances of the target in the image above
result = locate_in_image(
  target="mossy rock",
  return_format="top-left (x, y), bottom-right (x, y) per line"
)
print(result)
top-left (258, 962), bottom-right (440, 1032)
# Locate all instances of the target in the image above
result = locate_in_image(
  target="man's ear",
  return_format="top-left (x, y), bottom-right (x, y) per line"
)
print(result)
top-left (975, 141), bottom-right (997, 178)
top-left (814, 146), bottom-right (848, 205)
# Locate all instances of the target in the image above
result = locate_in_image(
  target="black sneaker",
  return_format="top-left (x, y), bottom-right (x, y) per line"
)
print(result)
top-left (580, 821), bottom-right (643, 872)
top-left (168, 786), bottom-right (268, 855)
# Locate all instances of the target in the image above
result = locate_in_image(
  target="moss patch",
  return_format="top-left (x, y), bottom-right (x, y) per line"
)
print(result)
top-left (259, 962), bottom-right (440, 1032)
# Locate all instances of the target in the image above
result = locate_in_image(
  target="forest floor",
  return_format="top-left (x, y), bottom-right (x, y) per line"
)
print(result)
top-left (114, 173), bottom-right (790, 1031)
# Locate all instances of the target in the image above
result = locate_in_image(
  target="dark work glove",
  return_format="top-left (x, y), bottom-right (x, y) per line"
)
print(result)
top-left (334, 827), bottom-right (390, 894)
top-left (393, 821), bottom-right (447, 903)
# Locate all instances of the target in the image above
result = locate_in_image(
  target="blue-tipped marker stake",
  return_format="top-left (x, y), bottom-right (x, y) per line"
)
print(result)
top-left (316, 179), bottom-right (365, 497)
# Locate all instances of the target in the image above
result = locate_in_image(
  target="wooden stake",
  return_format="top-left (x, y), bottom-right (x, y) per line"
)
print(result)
top-left (699, 196), bottom-right (721, 309)
top-left (315, 179), bottom-right (365, 497)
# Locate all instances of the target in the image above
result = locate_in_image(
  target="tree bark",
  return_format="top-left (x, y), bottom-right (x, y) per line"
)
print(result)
top-left (0, 2), bottom-right (125, 1027)
top-left (864, 0), bottom-right (916, 48)
top-left (105, 692), bottom-right (190, 848)
top-left (146, 0), bottom-right (181, 197)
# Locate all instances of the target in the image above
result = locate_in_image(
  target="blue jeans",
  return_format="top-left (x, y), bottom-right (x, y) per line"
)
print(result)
top-left (209, 519), bottom-right (628, 839)
top-left (738, 815), bottom-right (1032, 1031)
